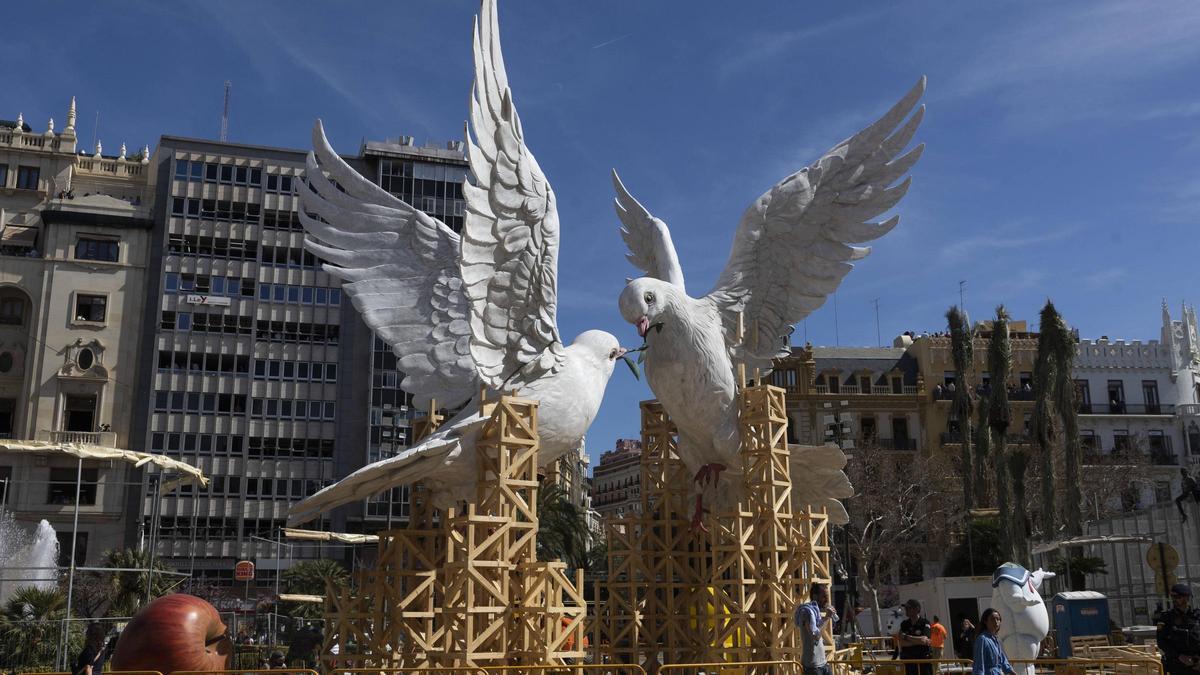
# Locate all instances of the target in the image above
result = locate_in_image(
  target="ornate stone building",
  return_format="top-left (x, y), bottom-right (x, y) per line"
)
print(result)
top-left (591, 439), bottom-right (643, 521)
top-left (0, 100), bottom-right (155, 564)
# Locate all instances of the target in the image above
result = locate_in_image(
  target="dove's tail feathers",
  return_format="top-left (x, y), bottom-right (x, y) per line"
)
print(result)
top-left (788, 444), bottom-right (855, 526)
top-left (287, 423), bottom-right (472, 527)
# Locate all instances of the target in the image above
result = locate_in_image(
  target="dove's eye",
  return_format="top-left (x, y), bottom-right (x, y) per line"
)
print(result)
top-left (644, 292), bottom-right (655, 304)
top-left (608, 348), bottom-right (618, 359)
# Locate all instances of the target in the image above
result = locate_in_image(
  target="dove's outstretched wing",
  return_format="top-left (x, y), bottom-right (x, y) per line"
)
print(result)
top-left (612, 169), bottom-right (686, 290)
top-left (299, 121), bottom-right (476, 409)
top-left (707, 77), bottom-right (926, 373)
top-left (789, 445), bottom-right (855, 526)
top-left (461, 0), bottom-right (566, 390)
top-left (287, 413), bottom-right (488, 526)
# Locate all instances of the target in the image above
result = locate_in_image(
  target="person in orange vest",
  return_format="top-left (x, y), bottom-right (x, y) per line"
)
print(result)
top-left (930, 616), bottom-right (948, 660)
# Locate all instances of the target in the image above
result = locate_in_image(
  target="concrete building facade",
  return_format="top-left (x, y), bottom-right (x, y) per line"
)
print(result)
top-left (132, 136), bottom-right (342, 588)
top-left (591, 439), bottom-right (643, 521)
top-left (0, 101), bottom-right (154, 565)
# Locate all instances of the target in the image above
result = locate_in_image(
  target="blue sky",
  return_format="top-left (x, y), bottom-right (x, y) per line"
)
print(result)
top-left (6, 1), bottom-right (1200, 465)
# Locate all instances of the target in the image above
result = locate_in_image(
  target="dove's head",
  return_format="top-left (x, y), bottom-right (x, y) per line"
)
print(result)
top-left (619, 277), bottom-right (675, 338)
top-left (570, 330), bottom-right (628, 377)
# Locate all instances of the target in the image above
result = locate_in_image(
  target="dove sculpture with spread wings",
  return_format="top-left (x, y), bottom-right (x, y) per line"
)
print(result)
top-left (289, 0), bottom-right (630, 526)
top-left (616, 77), bottom-right (927, 528)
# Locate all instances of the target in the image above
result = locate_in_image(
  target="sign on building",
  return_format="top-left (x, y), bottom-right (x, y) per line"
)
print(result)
top-left (235, 560), bottom-right (255, 581)
top-left (185, 294), bottom-right (232, 307)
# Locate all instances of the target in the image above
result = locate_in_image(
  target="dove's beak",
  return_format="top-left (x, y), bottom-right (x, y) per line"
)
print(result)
top-left (616, 347), bottom-right (628, 358)
top-left (636, 316), bottom-right (650, 338)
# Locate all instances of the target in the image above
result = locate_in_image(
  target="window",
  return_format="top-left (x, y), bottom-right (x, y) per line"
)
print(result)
top-left (56, 531), bottom-right (88, 567)
top-left (1075, 380), bottom-right (1091, 412)
top-left (1107, 380), bottom-right (1126, 413)
top-left (75, 237), bottom-right (119, 262)
top-left (1143, 381), bottom-right (1161, 413)
top-left (176, 312), bottom-right (191, 331)
top-left (46, 467), bottom-right (98, 505)
top-left (165, 273), bottom-right (179, 292)
top-left (74, 294), bottom-right (107, 322)
top-left (0, 296), bottom-right (25, 325)
top-left (16, 166), bottom-right (40, 190)
top-left (1113, 429), bottom-right (1131, 452)
top-left (0, 164), bottom-right (8, 187)
top-left (1080, 430), bottom-right (1097, 452)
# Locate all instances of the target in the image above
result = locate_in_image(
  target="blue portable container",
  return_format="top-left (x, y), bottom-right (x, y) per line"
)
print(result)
top-left (1052, 591), bottom-right (1111, 657)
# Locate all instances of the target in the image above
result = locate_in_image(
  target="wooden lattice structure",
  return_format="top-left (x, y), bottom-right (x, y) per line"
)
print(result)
top-left (594, 383), bottom-right (831, 670)
top-left (322, 395), bottom-right (586, 669)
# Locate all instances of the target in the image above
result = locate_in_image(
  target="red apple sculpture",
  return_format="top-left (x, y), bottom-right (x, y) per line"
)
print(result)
top-left (111, 594), bottom-right (232, 672)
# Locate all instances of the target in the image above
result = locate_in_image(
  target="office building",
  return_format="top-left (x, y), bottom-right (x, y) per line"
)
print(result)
top-left (133, 136), bottom-right (343, 587)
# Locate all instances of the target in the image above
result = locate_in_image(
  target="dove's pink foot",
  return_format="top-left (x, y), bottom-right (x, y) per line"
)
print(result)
top-left (693, 463), bottom-right (727, 486)
top-left (691, 494), bottom-right (709, 533)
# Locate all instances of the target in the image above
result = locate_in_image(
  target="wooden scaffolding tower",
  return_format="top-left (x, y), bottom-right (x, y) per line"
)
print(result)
top-left (594, 382), bottom-right (831, 671)
top-left (322, 395), bottom-right (586, 669)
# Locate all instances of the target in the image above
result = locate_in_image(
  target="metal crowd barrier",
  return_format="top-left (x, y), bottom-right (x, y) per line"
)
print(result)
top-left (824, 656), bottom-right (1163, 675)
top-left (322, 666), bottom-right (646, 675)
top-left (658, 660), bottom-right (803, 675)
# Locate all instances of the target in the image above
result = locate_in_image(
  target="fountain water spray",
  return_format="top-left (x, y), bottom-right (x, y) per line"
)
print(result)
top-left (0, 511), bottom-right (60, 604)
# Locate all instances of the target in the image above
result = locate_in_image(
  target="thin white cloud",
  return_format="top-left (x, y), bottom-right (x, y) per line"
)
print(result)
top-left (716, 8), bottom-right (891, 82)
top-left (1082, 268), bottom-right (1128, 290)
top-left (946, 0), bottom-right (1200, 131)
top-left (592, 34), bottom-right (631, 50)
top-left (940, 224), bottom-right (1078, 263)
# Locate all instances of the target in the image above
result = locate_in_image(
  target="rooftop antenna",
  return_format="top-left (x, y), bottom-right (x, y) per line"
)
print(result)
top-left (219, 80), bottom-right (231, 142)
top-left (833, 292), bottom-right (840, 347)
top-left (872, 298), bottom-right (881, 347)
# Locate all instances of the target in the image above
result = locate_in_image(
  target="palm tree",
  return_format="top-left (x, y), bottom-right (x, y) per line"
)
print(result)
top-left (104, 547), bottom-right (172, 617)
top-left (537, 485), bottom-right (598, 572)
top-left (282, 559), bottom-right (350, 594)
top-left (1032, 302), bottom-right (1059, 539)
top-left (988, 306), bottom-right (1018, 561)
top-left (0, 586), bottom-right (67, 668)
top-left (281, 559), bottom-right (350, 620)
top-left (947, 306), bottom-right (975, 510)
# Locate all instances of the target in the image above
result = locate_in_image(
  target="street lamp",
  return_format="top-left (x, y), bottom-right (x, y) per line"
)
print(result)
top-left (823, 401), bottom-right (859, 641)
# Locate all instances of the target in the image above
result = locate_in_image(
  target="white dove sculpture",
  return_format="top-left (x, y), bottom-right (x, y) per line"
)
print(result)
top-left (288, 0), bottom-right (629, 526)
top-left (615, 77), bottom-right (927, 529)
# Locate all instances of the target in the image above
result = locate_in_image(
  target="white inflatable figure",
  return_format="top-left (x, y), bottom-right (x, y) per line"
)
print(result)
top-left (991, 563), bottom-right (1055, 675)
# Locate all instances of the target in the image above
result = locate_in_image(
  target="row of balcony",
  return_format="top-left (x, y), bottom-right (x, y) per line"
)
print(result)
top-left (810, 384), bottom-right (919, 395)
top-left (1078, 403), bottom-right (1174, 415)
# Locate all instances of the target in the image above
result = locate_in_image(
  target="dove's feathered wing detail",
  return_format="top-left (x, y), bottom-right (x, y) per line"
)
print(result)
top-left (299, 122), bottom-right (476, 410)
top-left (707, 77), bottom-right (926, 374)
top-left (612, 170), bottom-right (686, 290)
top-left (788, 445), bottom-right (854, 525)
top-left (461, 0), bottom-right (566, 390)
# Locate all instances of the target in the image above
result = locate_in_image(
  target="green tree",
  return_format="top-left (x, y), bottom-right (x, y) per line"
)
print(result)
top-left (942, 518), bottom-right (1004, 577)
top-left (0, 586), bottom-right (68, 669)
top-left (1032, 302), bottom-right (1059, 540)
top-left (537, 485), bottom-right (600, 572)
top-left (1046, 306), bottom-right (1084, 535)
top-left (988, 306), bottom-right (1019, 561)
top-left (104, 547), bottom-right (173, 617)
top-left (1050, 554), bottom-right (1107, 591)
top-left (947, 306), bottom-right (976, 510)
top-left (280, 559), bottom-right (350, 620)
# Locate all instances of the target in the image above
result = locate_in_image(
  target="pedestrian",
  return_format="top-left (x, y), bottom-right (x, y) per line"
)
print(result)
top-left (930, 615), bottom-right (947, 661)
top-left (268, 650), bottom-right (288, 669)
top-left (795, 582), bottom-right (839, 675)
top-left (896, 598), bottom-right (933, 675)
top-left (73, 623), bottom-right (109, 675)
top-left (1176, 469), bottom-right (1200, 523)
top-left (1157, 583), bottom-right (1200, 675)
top-left (973, 608), bottom-right (1016, 675)
top-left (958, 617), bottom-right (977, 659)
